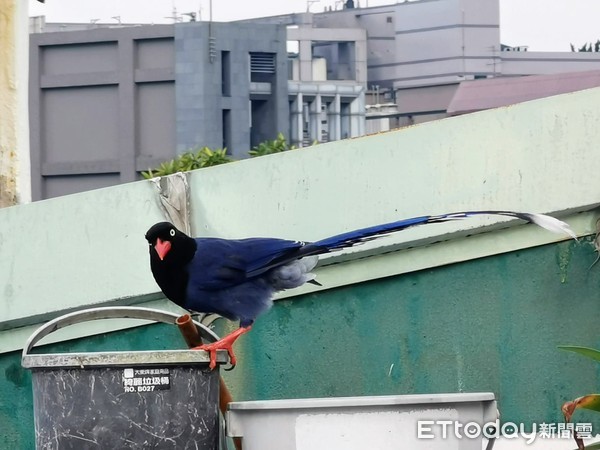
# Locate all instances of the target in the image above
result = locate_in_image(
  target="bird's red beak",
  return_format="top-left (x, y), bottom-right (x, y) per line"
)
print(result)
top-left (154, 238), bottom-right (172, 261)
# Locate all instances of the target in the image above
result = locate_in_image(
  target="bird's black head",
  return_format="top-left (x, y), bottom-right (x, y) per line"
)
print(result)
top-left (145, 222), bottom-right (197, 307)
top-left (145, 222), bottom-right (196, 263)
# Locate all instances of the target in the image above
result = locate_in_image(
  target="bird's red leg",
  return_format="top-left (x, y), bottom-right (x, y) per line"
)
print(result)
top-left (193, 326), bottom-right (252, 370)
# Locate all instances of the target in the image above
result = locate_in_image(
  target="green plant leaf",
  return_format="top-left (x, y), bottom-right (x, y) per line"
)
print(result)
top-left (559, 346), bottom-right (600, 363)
top-left (249, 133), bottom-right (294, 157)
top-left (141, 146), bottom-right (234, 177)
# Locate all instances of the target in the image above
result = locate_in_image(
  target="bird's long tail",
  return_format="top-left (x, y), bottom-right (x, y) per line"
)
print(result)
top-left (308, 210), bottom-right (576, 254)
top-left (251, 211), bottom-right (576, 279)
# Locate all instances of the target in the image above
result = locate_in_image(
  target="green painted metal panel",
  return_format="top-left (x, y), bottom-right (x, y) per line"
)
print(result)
top-left (221, 238), bottom-right (600, 430)
top-left (0, 352), bottom-right (32, 449)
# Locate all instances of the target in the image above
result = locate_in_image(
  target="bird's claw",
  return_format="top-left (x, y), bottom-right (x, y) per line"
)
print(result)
top-left (194, 341), bottom-right (237, 370)
top-left (191, 326), bottom-right (251, 370)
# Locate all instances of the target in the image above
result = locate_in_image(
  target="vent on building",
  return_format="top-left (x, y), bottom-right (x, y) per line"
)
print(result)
top-left (250, 52), bottom-right (276, 74)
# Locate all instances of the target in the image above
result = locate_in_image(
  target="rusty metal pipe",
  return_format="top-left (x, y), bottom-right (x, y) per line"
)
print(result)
top-left (176, 314), bottom-right (242, 450)
top-left (176, 313), bottom-right (203, 347)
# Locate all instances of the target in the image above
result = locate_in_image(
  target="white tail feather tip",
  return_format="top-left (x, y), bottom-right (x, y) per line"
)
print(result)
top-left (526, 213), bottom-right (577, 240)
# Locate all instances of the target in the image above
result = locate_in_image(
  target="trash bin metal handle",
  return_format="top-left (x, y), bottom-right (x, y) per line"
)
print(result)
top-left (22, 306), bottom-right (220, 357)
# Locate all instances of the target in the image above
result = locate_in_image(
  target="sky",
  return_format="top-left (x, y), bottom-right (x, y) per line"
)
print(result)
top-left (28, 0), bottom-right (600, 52)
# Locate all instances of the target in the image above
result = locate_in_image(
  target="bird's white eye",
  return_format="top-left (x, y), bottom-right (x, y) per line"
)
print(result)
top-left (170, 229), bottom-right (175, 237)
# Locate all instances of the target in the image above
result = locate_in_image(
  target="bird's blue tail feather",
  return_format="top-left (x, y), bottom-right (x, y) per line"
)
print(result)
top-left (310, 210), bottom-right (573, 252)
top-left (248, 210), bottom-right (575, 278)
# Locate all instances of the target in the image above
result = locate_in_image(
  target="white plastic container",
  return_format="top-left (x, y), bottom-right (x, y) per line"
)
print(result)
top-left (227, 392), bottom-right (497, 450)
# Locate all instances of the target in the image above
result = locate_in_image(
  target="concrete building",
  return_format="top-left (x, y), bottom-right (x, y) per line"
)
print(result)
top-left (175, 23), bottom-right (289, 154)
top-left (28, 0), bottom-right (600, 199)
top-left (29, 18), bottom-right (367, 200)
top-left (285, 14), bottom-right (367, 146)
top-left (249, 0), bottom-right (600, 127)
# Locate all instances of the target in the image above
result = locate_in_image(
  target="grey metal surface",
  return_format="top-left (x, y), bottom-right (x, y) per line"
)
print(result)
top-left (22, 306), bottom-right (220, 358)
top-left (32, 365), bottom-right (220, 449)
top-left (23, 348), bottom-right (228, 369)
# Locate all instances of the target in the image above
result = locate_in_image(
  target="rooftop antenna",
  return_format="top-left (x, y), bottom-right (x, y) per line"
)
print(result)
top-left (182, 12), bottom-right (197, 22)
top-left (165, 5), bottom-right (182, 23)
top-left (208, 0), bottom-right (216, 63)
top-left (306, 0), bottom-right (320, 12)
top-left (111, 16), bottom-right (121, 25)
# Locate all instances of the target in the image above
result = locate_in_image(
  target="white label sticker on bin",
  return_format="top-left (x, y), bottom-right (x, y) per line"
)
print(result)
top-left (122, 368), bottom-right (171, 393)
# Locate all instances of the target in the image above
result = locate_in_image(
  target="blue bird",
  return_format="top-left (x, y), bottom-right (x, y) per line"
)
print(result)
top-left (145, 211), bottom-right (575, 368)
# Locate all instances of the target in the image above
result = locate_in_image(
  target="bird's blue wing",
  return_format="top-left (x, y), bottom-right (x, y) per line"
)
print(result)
top-left (188, 237), bottom-right (304, 290)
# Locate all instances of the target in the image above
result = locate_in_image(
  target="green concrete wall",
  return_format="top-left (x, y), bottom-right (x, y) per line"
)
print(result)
top-left (222, 237), bottom-right (600, 429)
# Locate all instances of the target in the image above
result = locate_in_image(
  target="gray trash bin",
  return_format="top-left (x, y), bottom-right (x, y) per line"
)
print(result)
top-left (22, 306), bottom-right (228, 449)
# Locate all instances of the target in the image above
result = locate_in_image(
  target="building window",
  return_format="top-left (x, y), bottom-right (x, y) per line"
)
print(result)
top-left (249, 52), bottom-right (276, 82)
top-left (250, 52), bottom-right (276, 73)
top-left (221, 51), bottom-right (231, 96)
top-left (222, 109), bottom-right (231, 150)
